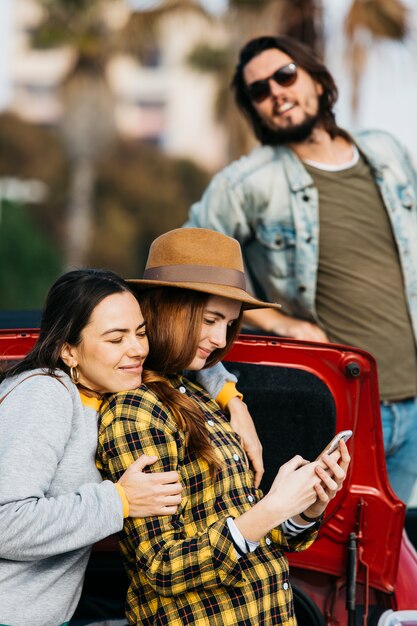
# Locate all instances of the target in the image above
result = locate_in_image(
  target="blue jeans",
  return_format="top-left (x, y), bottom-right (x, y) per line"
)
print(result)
top-left (381, 397), bottom-right (417, 504)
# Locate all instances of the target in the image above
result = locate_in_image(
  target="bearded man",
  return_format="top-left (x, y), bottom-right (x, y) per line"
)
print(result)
top-left (185, 35), bottom-right (417, 504)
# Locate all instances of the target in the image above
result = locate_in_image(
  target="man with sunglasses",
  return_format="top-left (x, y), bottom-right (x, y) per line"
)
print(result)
top-left (185, 35), bottom-right (417, 505)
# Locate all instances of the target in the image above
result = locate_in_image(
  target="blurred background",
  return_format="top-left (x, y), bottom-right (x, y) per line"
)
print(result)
top-left (1, 0), bottom-right (416, 310)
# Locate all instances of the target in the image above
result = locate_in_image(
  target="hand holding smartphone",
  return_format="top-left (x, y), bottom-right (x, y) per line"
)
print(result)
top-left (315, 430), bottom-right (352, 461)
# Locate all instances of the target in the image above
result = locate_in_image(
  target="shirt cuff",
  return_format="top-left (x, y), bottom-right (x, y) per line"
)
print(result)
top-left (216, 382), bottom-right (243, 411)
top-left (282, 517), bottom-right (316, 537)
top-left (114, 482), bottom-right (129, 518)
top-left (226, 517), bottom-right (260, 560)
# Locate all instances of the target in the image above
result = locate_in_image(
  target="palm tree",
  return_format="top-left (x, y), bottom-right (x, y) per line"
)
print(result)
top-left (29, 0), bottom-right (327, 268)
top-left (32, 0), bottom-right (206, 268)
top-left (344, 0), bottom-right (408, 113)
top-left (188, 0), bottom-right (300, 160)
top-left (31, 0), bottom-right (122, 267)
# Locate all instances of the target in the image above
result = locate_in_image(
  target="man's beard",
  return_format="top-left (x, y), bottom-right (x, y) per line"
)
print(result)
top-left (259, 112), bottom-right (320, 146)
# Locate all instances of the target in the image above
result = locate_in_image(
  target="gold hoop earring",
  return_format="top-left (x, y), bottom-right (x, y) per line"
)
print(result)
top-left (70, 366), bottom-right (79, 385)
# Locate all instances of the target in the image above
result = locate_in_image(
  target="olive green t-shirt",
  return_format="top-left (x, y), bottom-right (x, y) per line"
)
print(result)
top-left (304, 153), bottom-right (417, 401)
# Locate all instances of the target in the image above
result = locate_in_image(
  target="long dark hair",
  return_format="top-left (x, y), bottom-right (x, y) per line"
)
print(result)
top-left (139, 287), bottom-right (243, 476)
top-left (2, 269), bottom-right (131, 381)
top-left (232, 35), bottom-right (341, 143)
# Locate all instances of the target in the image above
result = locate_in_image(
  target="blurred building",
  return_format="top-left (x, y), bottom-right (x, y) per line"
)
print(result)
top-left (108, 10), bottom-right (228, 171)
top-left (6, 0), bottom-right (228, 171)
top-left (11, 0), bottom-right (72, 125)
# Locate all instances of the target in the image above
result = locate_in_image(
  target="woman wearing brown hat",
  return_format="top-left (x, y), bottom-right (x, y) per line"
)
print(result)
top-left (97, 228), bottom-right (350, 626)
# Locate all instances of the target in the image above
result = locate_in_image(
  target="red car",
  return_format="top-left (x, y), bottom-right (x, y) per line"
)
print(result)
top-left (2, 328), bottom-right (417, 626)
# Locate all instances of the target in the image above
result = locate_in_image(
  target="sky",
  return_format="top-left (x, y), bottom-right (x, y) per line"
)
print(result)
top-left (0, 0), bottom-right (14, 111)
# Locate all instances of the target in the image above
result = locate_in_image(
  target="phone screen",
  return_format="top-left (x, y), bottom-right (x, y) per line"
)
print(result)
top-left (315, 429), bottom-right (352, 460)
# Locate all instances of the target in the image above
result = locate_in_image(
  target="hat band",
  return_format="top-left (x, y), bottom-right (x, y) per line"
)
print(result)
top-left (143, 264), bottom-right (246, 290)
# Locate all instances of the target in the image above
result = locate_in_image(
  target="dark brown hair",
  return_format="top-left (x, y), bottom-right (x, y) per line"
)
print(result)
top-left (2, 269), bottom-right (131, 382)
top-left (232, 35), bottom-right (342, 143)
top-left (139, 287), bottom-right (243, 476)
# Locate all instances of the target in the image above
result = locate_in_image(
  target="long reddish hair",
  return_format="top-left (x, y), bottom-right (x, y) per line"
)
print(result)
top-left (139, 287), bottom-right (243, 476)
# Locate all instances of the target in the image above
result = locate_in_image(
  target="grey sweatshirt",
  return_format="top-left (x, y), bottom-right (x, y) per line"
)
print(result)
top-left (0, 370), bottom-right (124, 626)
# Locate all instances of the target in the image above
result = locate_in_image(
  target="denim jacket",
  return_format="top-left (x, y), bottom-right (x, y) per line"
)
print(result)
top-left (186, 130), bottom-right (417, 344)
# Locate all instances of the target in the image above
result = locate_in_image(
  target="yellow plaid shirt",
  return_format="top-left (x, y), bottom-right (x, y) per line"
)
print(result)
top-left (97, 374), bottom-right (317, 625)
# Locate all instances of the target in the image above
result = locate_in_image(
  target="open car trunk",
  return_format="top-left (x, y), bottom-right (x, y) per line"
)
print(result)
top-left (2, 329), bottom-right (417, 625)
top-left (225, 335), bottom-right (416, 625)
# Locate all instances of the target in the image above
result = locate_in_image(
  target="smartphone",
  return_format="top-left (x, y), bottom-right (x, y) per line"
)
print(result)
top-left (315, 429), bottom-right (352, 461)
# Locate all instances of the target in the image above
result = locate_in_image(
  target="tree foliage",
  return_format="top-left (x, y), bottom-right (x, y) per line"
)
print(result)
top-left (0, 200), bottom-right (63, 309)
top-left (93, 139), bottom-right (210, 275)
top-left (0, 113), bottom-right (69, 243)
top-left (0, 113), bottom-right (209, 308)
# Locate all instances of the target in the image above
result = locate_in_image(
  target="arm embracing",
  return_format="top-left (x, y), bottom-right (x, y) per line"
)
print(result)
top-left (98, 394), bottom-right (245, 597)
top-left (0, 377), bottom-right (122, 561)
top-left (196, 361), bottom-right (238, 400)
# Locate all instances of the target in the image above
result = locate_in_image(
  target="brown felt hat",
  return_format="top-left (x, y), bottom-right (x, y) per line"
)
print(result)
top-left (127, 228), bottom-right (281, 310)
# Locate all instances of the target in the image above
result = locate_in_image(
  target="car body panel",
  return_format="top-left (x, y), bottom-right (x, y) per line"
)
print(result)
top-left (225, 335), bottom-right (405, 595)
top-left (1, 329), bottom-right (417, 619)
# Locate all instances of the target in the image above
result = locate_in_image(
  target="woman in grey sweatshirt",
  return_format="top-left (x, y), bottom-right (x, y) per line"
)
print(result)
top-left (0, 269), bottom-right (184, 626)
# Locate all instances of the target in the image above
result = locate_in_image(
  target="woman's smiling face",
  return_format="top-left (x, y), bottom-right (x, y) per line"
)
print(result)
top-left (187, 295), bottom-right (241, 371)
top-left (61, 290), bottom-right (149, 394)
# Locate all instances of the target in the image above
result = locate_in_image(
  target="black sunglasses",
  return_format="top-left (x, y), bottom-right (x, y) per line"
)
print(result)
top-left (246, 62), bottom-right (298, 103)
